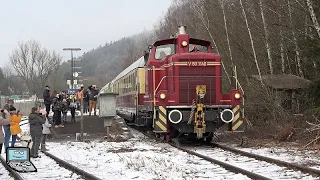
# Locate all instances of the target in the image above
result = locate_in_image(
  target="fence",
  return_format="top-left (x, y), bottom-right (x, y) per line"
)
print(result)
top-left (0, 96), bottom-right (44, 116)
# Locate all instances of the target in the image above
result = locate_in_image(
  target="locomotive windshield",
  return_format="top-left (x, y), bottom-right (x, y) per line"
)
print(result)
top-left (155, 44), bottom-right (175, 59)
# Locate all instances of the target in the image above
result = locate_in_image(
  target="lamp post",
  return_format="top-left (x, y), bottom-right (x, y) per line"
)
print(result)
top-left (63, 48), bottom-right (84, 141)
top-left (63, 48), bottom-right (81, 90)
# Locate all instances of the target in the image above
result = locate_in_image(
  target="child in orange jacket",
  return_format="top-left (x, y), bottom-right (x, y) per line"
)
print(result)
top-left (10, 109), bottom-right (22, 147)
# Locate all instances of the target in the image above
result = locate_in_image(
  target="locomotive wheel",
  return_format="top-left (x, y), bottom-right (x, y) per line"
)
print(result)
top-left (171, 138), bottom-right (180, 147)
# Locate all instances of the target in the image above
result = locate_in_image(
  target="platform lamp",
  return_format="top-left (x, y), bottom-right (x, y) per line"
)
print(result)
top-left (63, 48), bottom-right (81, 90)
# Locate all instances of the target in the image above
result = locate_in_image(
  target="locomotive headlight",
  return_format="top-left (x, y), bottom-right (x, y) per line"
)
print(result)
top-left (160, 93), bottom-right (166, 99)
top-left (234, 93), bottom-right (241, 99)
top-left (182, 41), bottom-right (188, 47)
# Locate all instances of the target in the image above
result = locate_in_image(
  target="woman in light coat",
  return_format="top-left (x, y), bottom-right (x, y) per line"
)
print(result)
top-left (0, 109), bottom-right (11, 153)
top-left (40, 108), bottom-right (51, 151)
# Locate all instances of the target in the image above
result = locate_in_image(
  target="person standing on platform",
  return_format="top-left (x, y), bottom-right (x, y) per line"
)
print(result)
top-left (69, 94), bottom-right (77, 123)
top-left (43, 86), bottom-right (51, 118)
top-left (83, 86), bottom-right (90, 114)
top-left (88, 85), bottom-right (99, 116)
top-left (61, 98), bottom-right (68, 124)
top-left (77, 87), bottom-right (84, 111)
top-left (52, 94), bottom-right (63, 128)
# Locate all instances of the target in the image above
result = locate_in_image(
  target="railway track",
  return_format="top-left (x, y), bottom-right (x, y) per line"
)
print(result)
top-left (128, 126), bottom-right (319, 179)
top-left (212, 143), bottom-right (320, 178)
top-left (0, 150), bottom-right (102, 180)
top-left (128, 127), bottom-right (270, 179)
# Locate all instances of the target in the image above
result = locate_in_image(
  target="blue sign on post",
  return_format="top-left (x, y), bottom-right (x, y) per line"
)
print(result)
top-left (67, 89), bottom-right (79, 94)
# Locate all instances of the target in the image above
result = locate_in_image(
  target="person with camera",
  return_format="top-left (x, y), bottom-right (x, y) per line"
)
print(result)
top-left (9, 106), bottom-right (22, 147)
top-left (2, 99), bottom-right (15, 150)
top-left (29, 107), bottom-right (45, 158)
top-left (0, 109), bottom-right (11, 153)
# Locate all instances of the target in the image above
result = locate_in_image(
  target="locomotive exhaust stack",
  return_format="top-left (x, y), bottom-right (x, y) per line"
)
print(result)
top-left (178, 26), bottom-right (187, 34)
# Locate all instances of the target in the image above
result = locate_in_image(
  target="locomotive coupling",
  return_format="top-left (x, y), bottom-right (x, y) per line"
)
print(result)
top-left (194, 85), bottom-right (207, 138)
top-left (220, 109), bottom-right (234, 123)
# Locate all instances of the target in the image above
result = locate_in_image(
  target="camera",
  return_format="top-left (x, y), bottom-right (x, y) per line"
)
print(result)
top-left (39, 113), bottom-right (42, 115)
top-left (0, 109), bottom-right (3, 113)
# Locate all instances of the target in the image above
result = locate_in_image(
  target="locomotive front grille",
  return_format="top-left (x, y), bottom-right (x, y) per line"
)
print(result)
top-left (179, 63), bottom-right (217, 105)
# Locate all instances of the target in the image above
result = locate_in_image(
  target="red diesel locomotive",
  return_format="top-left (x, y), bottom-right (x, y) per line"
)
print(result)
top-left (102, 26), bottom-right (243, 141)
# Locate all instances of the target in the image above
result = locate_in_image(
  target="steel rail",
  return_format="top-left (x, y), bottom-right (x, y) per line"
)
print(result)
top-left (171, 143), bottom-right (271, 180)
top-left (212, 143), bottom-right (320, 177)
top-left (42, 151), bottom-right (102, 180)
top-left (0, 156), bottom-right (25, 180)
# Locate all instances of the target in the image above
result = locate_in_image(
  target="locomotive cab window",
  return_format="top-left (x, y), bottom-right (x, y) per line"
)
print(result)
top-left (155, 44), bottom-right (175, 60)
top-left (189, 44), bottom-right (208, 52)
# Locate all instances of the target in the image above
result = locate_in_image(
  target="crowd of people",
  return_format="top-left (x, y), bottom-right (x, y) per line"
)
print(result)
top-left (43, 85), bottom-right (100, 128)
top-left (0, 84), bottom-right (100, 158)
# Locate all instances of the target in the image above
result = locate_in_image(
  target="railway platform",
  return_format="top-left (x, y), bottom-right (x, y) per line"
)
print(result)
top-left (49, 115), bottom-right (131, 141)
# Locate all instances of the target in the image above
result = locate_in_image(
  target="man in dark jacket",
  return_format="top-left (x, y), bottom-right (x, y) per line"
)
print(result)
top-left (29, 107), bottom-right (45, 158)
top-left (43, 86), bottom-right (51, 118)
top-left (83, 86), bottom-right (91, 114)
top-left (88, 85), bottom-right (99, 116)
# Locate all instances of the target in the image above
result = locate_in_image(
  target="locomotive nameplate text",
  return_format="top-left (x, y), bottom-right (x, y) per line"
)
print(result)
top-left (187, 62), bottom-right (207, 66)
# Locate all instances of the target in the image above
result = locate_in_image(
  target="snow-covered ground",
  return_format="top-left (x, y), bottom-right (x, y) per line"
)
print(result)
top-left (0, 152), bottom-right (84, 180)
top-left (0, 165), bottom-right (13, 180)
top-left (46, 129), bottom-right (249, 180)
top-left (6, 115), bottom-right (320, 179)
top-left (47, 109), bottom-right (100, 117)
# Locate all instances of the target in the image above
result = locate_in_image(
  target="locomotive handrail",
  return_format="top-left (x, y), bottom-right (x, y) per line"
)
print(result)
top-left (232, 66), bottom-right (247, 125)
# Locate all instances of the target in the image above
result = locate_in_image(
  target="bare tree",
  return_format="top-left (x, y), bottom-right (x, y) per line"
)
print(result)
top-left (9, 40), bottom-right (61, 96)
top-left (239, 0), bottom-right (263, 83)
top-left (259, 0), bottom-right (273, 74)
top-left (306, 0), bottom-right (320, 39)
top-left (219, 0), bottom-right (234, 67)
top-left (287, 0), bottom-right (304, 77)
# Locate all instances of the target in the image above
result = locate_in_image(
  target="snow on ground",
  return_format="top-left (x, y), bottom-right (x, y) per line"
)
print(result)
top-left (0, 165), bottom-right (13, 180)
top-left (47, 109), bottom-right (100, 117)
top-left (0, 152), bottom-right (84, 180)
top-left (47, 133), bottom-right (250, 179)
top-left (193, 147), bottom-right (317, 179)
top-left (228, 144), bottom-right (320, 170)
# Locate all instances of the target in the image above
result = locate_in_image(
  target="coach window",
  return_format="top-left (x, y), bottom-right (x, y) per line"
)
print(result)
top-left (155, 44), bottom-right (175, 60)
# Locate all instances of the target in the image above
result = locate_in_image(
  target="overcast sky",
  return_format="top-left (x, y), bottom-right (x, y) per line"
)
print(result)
top-left (0, 0), bottom-right (172, 66)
